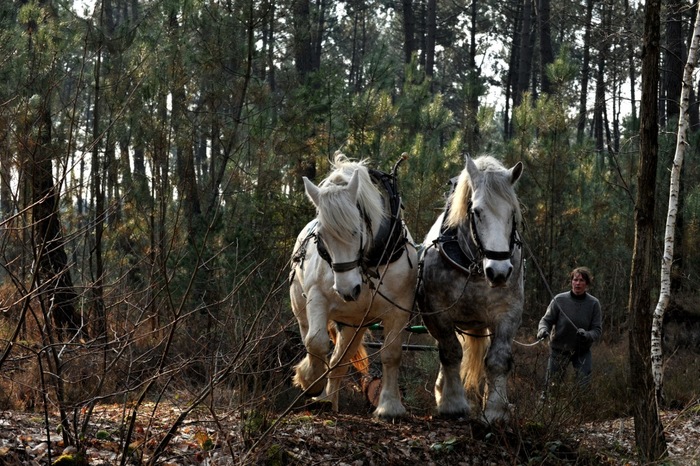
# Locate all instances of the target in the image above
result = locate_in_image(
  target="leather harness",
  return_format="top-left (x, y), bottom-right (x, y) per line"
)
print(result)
top-left (291, 167), bottom-right (410, 278)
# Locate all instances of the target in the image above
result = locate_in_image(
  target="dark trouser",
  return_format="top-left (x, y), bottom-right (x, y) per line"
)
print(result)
top-left (545, 347), bottom-right (592, 390)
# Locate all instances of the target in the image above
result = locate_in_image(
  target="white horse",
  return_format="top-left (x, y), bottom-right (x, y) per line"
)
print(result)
top-left (418, 155), bottom-right (524, 423)
top-left (289, 153), bottom-right (418, 420)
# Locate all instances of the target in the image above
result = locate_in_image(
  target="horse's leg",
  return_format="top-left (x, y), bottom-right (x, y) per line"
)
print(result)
top-left (374, 315), bottom-right (407, 420)
top-left (325, 325), bottom-right (367, 411)
top-left (482, 313), bottom-right (520, 423)
top-left (422, 309), bottom-right (470, 417)
top-left (290, 277), bottom-right (309, 341)
top-left (435, 331), bottom-right (471, 417)
top-left (291, 292), bottom-right (330, 397)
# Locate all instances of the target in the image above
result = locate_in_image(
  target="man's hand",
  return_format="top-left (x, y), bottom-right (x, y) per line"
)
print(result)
top-left (577, 328), bottom-right (588, 341)
top-left (537, 329), bottom-right (549, 340)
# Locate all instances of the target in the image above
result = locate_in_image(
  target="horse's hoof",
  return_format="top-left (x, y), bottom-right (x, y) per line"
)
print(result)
top-left (482, 403), bottom-right (513, 425)
top-left (480, 412), bottom-right (510, 426)
top-left (306, 399), bottom-right (333, 412)
top-left (374, 408), bottom-right (407, 422)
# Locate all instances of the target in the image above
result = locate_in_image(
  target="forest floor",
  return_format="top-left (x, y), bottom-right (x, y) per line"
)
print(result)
top-left (1, 401), bottom-right (699, 465)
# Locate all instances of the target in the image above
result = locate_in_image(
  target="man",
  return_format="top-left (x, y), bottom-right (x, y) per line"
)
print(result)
top-left (537, 267), bottom-right (602, 391)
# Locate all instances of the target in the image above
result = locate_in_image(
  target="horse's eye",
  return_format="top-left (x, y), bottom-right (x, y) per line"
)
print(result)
top-left (472, 208), bottom-right (482, 221)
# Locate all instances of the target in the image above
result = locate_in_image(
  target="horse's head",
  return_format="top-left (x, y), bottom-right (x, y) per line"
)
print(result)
top-left (462, 156), bottom-right (523, 287)
top-left (304, 170), bottom-right (365, 301)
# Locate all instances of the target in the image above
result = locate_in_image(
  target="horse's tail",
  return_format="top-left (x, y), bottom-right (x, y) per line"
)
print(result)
top-left (328, 323), bottom-right (370, 375)
top-left (459, 329), bottom-right (490, 392)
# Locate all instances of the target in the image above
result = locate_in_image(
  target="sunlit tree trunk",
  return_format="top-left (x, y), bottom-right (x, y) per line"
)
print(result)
top-left (652, 0), bottom-right (700, 408)
top-left (628, 0), bottom-right (667, 461)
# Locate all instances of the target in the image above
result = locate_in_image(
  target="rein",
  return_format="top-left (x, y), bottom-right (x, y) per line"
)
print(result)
top-left (520, 237), bottom-right (580, 331)
top-left (510, 235), bottom-right (580, 348)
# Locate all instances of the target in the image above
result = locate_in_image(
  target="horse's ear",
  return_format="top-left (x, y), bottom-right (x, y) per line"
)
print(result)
top-left (465, 156), bottom-right (481, 186)
top-left (509, 161), bottom-right (524, 184)
top-left (303, 177), bottom-right (321, 207)
top-left (347, 169), bottom-right (360, 201)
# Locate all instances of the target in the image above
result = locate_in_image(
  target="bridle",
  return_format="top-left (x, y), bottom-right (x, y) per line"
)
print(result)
top-left (466, 200), bottom-right (520, 262)
top-left (315, 204), bottom-right (370, 273)
top-left (314, 160), bottom-right (408, 276)
top-left (291, 155), bottom-right (410, 290)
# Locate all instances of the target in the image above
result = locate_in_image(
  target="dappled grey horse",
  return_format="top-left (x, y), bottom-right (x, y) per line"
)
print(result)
top-left (418, 155), bottom-right (524, 423)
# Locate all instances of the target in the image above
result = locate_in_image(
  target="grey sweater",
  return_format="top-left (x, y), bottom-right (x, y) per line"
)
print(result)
top-left (538, 291), bottom-right (602, 352)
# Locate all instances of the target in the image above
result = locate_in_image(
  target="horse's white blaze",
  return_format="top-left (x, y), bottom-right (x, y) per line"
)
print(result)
top-left (469, 167), bottom-right (518, 287)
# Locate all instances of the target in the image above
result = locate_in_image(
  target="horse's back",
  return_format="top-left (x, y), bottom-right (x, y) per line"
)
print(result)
top-left (422, 213), bottom-right (444, 248)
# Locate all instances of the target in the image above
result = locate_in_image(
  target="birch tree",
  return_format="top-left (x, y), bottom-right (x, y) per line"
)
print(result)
top-left (651, 3), bottom-right (700, 405)
top-left (628, 0), bottom-right (667, 461)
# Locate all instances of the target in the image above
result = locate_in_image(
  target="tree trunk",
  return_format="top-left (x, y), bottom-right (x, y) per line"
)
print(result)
top-left (28, 102), bottom-right (83, 339)
top-left (628, 0), bottom-right (667, 461)
top-left (664, 0), bottom-right (684, 122)
top-left (652, 0), bottom-right (700, 408)
top-left (402, 0), bottom-right (415, 64)
top-left (0, 113), bottom-right (12, 216)
top-left (292, 0), bottom-right (313, 79)
top-left (425, 0), bottom-right (436, 78)
top-left (504, 0), bottom-right (523, 139)
top-left (169, 11), bottom-right (202, 236)
top-left (90, 26), bottom-right (106, 341)
top-left (577, 0), bottom-right (594, 142)
top-left (463, 0), bottom-right (480, 153)
top-left (20, 8), bottom-right (83, 340)
top-left (311, 0), bottom-right (326, 73)
top-left (265, 0), bottom-right (276, 91)
top-left (515, 0), bottom-right (533, 107)
top-left (593, 48), bottom-right (606, 155)
top-left (625, 0), bottom-right (639, 132)
top-left (690, 85), bottom-right (699, 130)
top-left (537, 0), bottom-right (554, 94)
top-left (348, 1), bottom-right (366, 92)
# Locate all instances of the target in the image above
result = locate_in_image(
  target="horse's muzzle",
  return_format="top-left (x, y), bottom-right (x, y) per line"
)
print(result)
top-left (334, 283), bottom-right (362, 302)
top-left (485, 262), bottom-right (513, 287)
